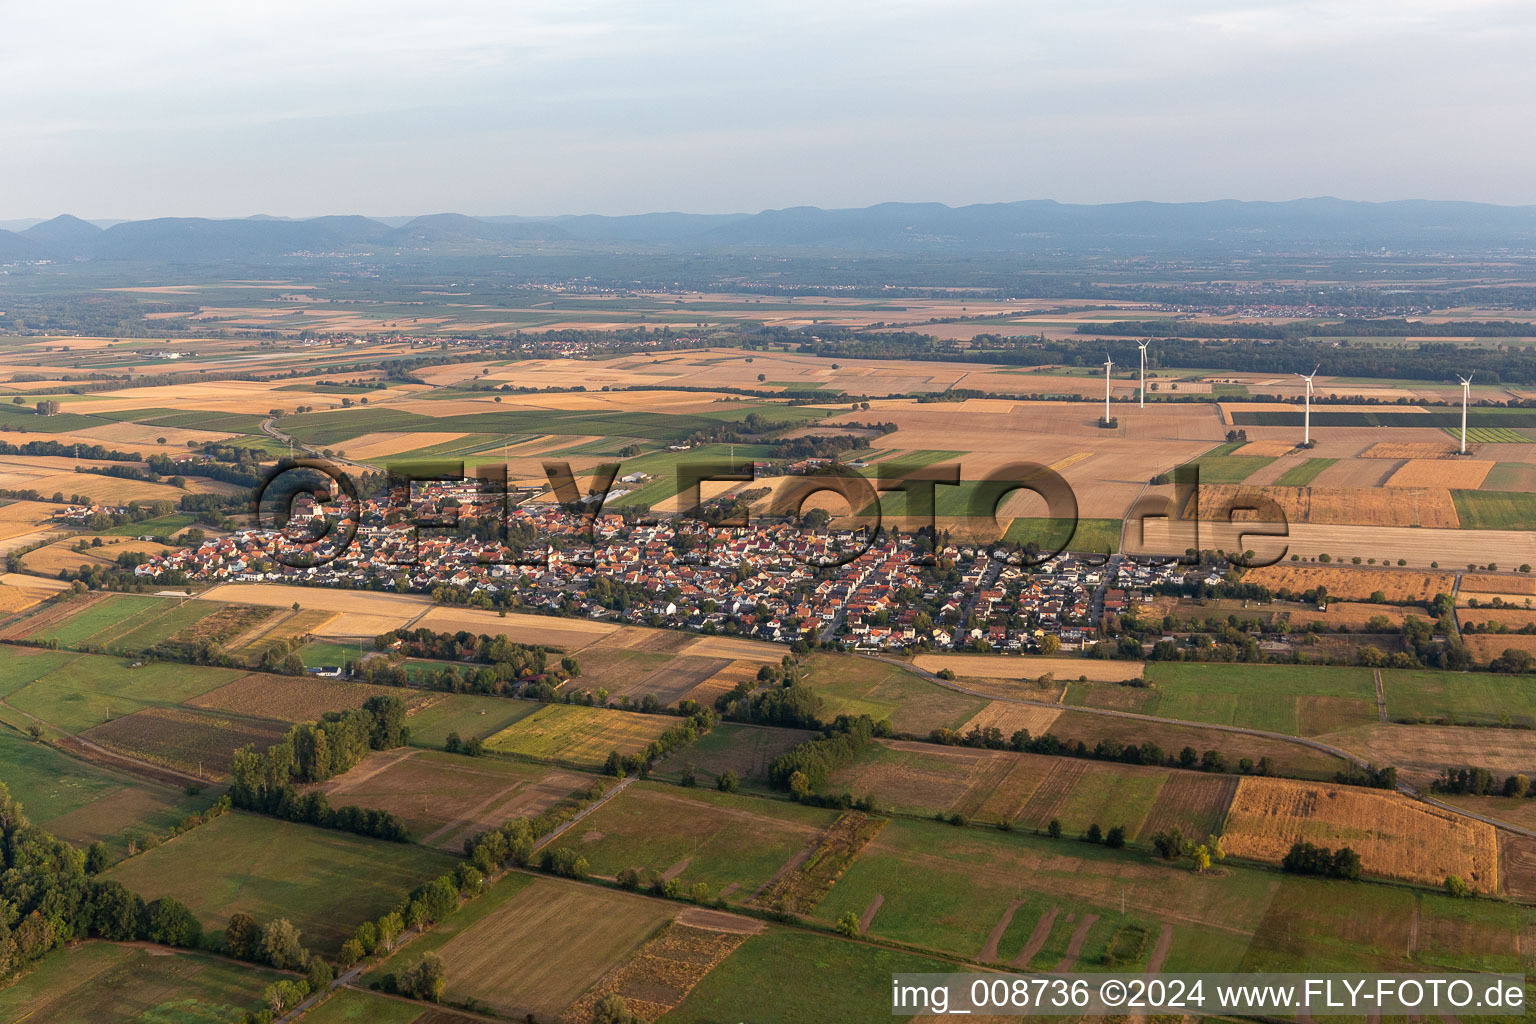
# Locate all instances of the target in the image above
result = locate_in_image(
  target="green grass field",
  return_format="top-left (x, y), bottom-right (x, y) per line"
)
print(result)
top-left (6, 653), bottom-right (242, 733)
top-left (1188, 454), bottom-right (1275, 484)
top-left (666, 928), bottom-right (961, 1024)
top-left (562, 781), bottom-right (835, 896)
top-left (1133, 662), bottom-right (1379, 735)
top-left (104, 811), bottom-right (455, 954)
top-left (813, 817), bottom-right (1274, 964)
top-left (303, 989), bottom-right (431, 1024)
top-left (803, 654), bottom-right (986, 734)
top-left (26, 594), bottom-right (166, 649)
top-left (483, 704), bottom-right (677, 768)
top-left (405, 694), bottom-right (543, 747)
top-left (1002, 516), bottom-right (1122, 554)
top-left (0, 731), bottom-right (218, 865)
top-left (0, 648), bottom-right (81, 698)
top-left (1451, 489), bottom-right (1536, 530)
top-left (109, 599), bottom-right (220, 651)
top-left (1445, 425), bottom-right (1532, 444)
top-left (0, 942), bottom-right (285, 1024)
top-left (1381, 667), bottom-right (1536, 726)
top-left (1273, 457), bottom-right (1336, 485)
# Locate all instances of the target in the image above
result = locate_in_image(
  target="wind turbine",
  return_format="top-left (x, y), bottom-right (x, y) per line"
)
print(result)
top-left (1296, 365), bottom-right (1319, 446)
top-left (1103, 353), bottom-right (1114, 424)
top-left (1137, 341), bottom-right (1149, 409)
top-left (1457, 372), bottom-right (1474, 454)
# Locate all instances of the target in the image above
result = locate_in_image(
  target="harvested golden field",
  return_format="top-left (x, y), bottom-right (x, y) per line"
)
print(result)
top-left (912, 653), bottom-right (1145, 683)
top-left (1231, 440), bottom-right (1299, 457)
top-left (0, 578), bottom-right (54, 613)
top-left (1360, 441), bottom-right (1460, 460)
top-left (1187, 484), bottom-right (1459, 528)
top-left (0, 455), bottom-right (235, 504)
top-left (0, 500), bottom-right (58, 541)
top-left (1385, 459), bottom-right (1493, 489)
top-left (682, 659), bottom-right (764, 705)
top-left (1457, 607), bottom-right (1536, 632)
top-left (1462, 573), bottom-right (1536, 595)
top-left (195, 584), bottom-right (428, 636)
top-left (1462, 633), bottom-right (1536, 664)
top-left (1241, 565), bottom-right (1455, 602)
top-left (1277, 601), bottom-right (1414, 629)
top-left (22, 537), bottom-right (176, 575)
top-left (683, 634), bottom-right (784, 664)
top-left (1222, 777), bottom-right (1500, 892)
top-left (955, 701), bottom-right (1062, 737)
top-left (413, 607), bottom-right (617, 650)
top-left (333, 431), bottom-right (467, 461)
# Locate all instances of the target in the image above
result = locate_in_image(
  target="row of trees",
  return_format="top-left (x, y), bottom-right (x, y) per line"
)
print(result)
top-left (769, 714), bottom-right (888, 793)
top-left (1433, 767), bottom-right (1531, 797)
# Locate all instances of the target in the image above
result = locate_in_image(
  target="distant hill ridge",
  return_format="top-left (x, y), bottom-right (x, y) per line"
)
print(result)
top-left (6, 198), bottom-right (1536, 262)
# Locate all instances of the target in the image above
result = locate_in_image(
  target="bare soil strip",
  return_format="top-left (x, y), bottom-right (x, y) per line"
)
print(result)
top-left (1052, 913), bottom-right (1099, 972)
top-left (661, 858), bottom-right (692, 882)
top-left (1145, 923), bottom-right (1174, 974)
top-left (980, 899), bottom-right (1023, 963)
top-left (859, 894), bottom-right (885, 934)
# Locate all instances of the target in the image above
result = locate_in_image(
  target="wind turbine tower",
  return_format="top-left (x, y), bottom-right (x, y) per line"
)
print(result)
top-left (1296, 365), bottom-right (1319, 446)
top-left (1457, 373), bottom-right (1474, 454)
top-left (1137, 341), bottom-right (1149, 409)
top-left (1103, 354), bottom-right (1114, 424)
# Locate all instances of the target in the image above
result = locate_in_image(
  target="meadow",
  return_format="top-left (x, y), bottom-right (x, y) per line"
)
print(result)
top-left (803, 654), bottom-right (987, 734)
top-left (1381, 667), bottom-right (1536, 726)
top-left (104, 812), bottom-right (455, 954)
top-left (1123, 662), bottom-right (1380, 736)
top-left (403, 693), bottom-right (543, 747)
top-left (5, 653), bottom-right (243, 733)
top-left (563, 781), bottom-right (837, 896)
top-left (481, 703), bottom-right (678, 768)
top-left (0, 943), bottom-right (285, 1024)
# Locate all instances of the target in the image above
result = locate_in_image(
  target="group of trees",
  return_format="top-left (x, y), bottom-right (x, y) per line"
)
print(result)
top-left (929, 723), bottom-right (1274, 778)
top-left (1433, 767), bottom-right (1530, 797)
top-left (769, 714), bottom-right (888, 794)
top-left (1148, 827), bottom-right (1226, 873)
top-left (1281, 840), bottom-right (1363, 880)
top-left (0, 782), bottom-right (202, 976)
top-left (461, 780), bottom-right (609, 876)
top-left (227, 696), bottom-right (411, 840)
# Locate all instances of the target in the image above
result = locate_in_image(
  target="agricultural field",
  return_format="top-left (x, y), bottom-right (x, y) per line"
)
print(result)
top-left (82, 705), bottom-right (287, 779)
top-left (481, 703), bottom-right (678, 768)
top-left (1241, 564), bottom-right (1455, 602)
top-left (912, 652), bottom-right (1145, 684)
top-left (1221, 777), bottom-right (1501, 892)
top-left (0, 728), bottom-right (214, 854)
top-left (186, 671), bottom-right (416, 722)
top-left (314, 748), bottom-right (594, 849)
top-left (0, 943), bottom-right (286, 1024)
top-left (1380, 667), bottom-right (1536, 726)
top-left (655, 722), bottom-right (817, 789)
top-left (103, 811), bottom-right (455, 954)
top-left (1105, 662), bottom-right (1382, 736)
top-left (404, 875), bottom-right (675, 1019)
top-left (403, 692), bottom-right (543, 747)
top-left (4, 652), bottom-right (243, 733)
top-left (1452, 488), bottom-right (1536, 530)
top-left (802, 654), bottom-right (987, 734)
top-left (563, 781), bottom-right (838, 896)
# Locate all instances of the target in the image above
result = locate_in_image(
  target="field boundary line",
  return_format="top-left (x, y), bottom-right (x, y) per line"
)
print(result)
top-left (532, 775), bottom-right (633, 853)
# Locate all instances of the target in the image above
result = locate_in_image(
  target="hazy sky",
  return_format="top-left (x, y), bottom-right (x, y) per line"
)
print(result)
top-left (3, 0), bottom-right (1534, 219)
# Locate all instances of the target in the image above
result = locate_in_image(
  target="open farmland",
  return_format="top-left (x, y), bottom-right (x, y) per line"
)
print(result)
top-left (423, 876), bottom-right (674, 1019)
top-left (912, 653), bottom-right (1146, 684)
top-left (0, 944), bottom-right (286, 1024)
top-left (1187, 483), bottom-right (1461, 528)
top-left (804, 654), bottom-right (987, 734)
top-left (1241, 564), bottom-right (1455, 602)
top-left (404, 693), bottom-right (543, 747)
top-left (655, 722), bottom-right (816, 788)
top-left (19, 592), bottom-right (168, 648)
top-left (5, 653), bottom-right (243, 733)
top-left (186, 671), bottom-right (420, 722)
top-left (413, 605), bottom-right (619, 649)
top-left (1386, 458), bottom-right (1494, 488)
top-left (103, 811), bottom-right (455, 954)
top-left (1122, 662), bottom-right (1380, 735)
top-left (565, 781), bottom-right (837, 895)
top-left (82, 705), bottom-right (287, 779)
top-left (482, 703), bottom-right (677, 768)
top-left (1380, 667), bottom-right (1536, 726)
top-left (196, 583), bottom-right (429, 636)
top-left (1316, 722), bottom-right (1536, 786)
top-left (1221, 777), bottom-right (1501, 892)
top-left (314, 748), bottom-right (594, 849)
